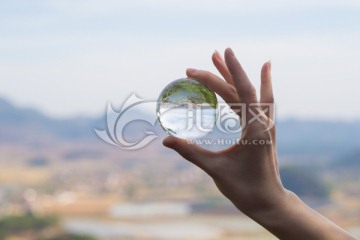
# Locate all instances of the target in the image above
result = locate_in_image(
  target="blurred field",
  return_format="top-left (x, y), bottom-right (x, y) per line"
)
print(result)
top-left (0, 141), bottom-right (359, 239)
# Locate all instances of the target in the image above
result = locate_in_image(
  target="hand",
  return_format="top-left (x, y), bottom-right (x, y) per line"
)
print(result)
top-left (163, 48), bottom-right (357, 240)
top-left (165, 48), bottom-right (280, 217)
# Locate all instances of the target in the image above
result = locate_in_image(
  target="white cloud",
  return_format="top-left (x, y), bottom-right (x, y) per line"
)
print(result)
top-left (0, 0), bottom-right (359, 119)
top-left (1, 32), bottom-right (359, 119)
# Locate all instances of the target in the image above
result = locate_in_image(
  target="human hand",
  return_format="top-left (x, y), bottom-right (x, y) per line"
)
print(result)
top-left (164, 48), bottom-right (282, 216)
top-left (163, 48), bottom-right (357, 240)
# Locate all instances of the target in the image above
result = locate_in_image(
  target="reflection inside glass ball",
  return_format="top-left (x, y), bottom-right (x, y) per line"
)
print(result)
top-left (156, 78), bottom-right (218, 139)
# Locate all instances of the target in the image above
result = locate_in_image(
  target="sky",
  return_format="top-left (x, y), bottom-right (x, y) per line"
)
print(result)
top-left (0, 0), bottom-right (360, 120)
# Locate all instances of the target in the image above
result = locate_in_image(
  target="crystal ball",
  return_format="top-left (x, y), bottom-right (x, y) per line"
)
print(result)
top-left (156, 78), bottom-right (218, 139)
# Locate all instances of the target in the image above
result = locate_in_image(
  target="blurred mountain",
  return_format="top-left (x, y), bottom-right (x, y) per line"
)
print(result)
top-left (0, 98), bottom-right (99, 144)
top-left (276, 119), bottom-right (360, 156)
top-left (332, 149), bottom-right (360, 169)
top-left (0, 97), bottom-right (159, 146)
top-left (280, 165), bottom-right (331, 198)
top-left (1, 97), bottom-right (360, 161)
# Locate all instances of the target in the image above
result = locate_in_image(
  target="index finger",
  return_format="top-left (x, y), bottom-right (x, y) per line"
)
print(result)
top-left (224, 48), bottom-right (263, 130)
top-left (224, 48), bottom-right (258, 105)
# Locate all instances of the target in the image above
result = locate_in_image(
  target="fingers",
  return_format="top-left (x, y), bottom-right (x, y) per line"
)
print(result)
top-left (224, 48), bottom-right (259, 129)
top-left (186, 68), bottom-right (239, 104)
top-left (260, 61), bottom-right (276, 167)
top-left (260, 61), bottom-right (276, 144)
top-left (260, 61), bottom-right (274, 120)
top-left (260, 61), bottom-right (274, 104)
top-left (163, 136), bottom-right (217, 174)
top-left (224, 48), bottom-right (258, 105)
top-left (212, 50), bottom-right (234, 85)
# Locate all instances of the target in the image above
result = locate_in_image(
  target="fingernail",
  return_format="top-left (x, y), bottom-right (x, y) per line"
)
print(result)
top-left (226, 47), bottom-right (235, 57)
top-left (268, 60), bottom-right (272, 71)
top-left (213, 49), bottom-right (221, 59)
top-left (163, 136), bottom-right (176, 148)
top-left (187, 68), bottom-right (197, 74)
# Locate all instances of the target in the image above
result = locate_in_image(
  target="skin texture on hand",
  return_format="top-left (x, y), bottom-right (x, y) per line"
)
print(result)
top-left (163, 48), bottom-right (357, 240)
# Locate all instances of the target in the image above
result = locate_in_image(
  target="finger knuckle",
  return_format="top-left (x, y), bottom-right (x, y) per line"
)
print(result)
top-left (244, 125), bottom-right (272, 142)
top-left (239, 85), bottom-right (257, 101)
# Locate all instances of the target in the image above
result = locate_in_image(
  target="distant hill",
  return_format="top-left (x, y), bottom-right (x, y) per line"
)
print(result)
top-left (1, 97), bottom-right (360, 160)
top-left (0, 98), bottom-right (99, 144)
top-left (276, 119), bottom-right (360, 156)
top-left (332, 149), bottom-right (360, 169)
top-left (280, 166), bottom-right (330, 198)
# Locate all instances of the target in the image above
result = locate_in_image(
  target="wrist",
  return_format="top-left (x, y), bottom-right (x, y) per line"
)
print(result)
top-left (249, 189), bottom-right (298, 226)
top-left (245, 187), bottom-right (291, 226)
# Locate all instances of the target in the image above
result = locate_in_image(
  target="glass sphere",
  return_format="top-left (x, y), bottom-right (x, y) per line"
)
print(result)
top-left (156, 78), bottom-right (218, 139)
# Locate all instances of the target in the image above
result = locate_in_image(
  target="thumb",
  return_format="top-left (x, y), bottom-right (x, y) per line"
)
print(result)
top-left (163, 136), bottom-right (216, 173)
